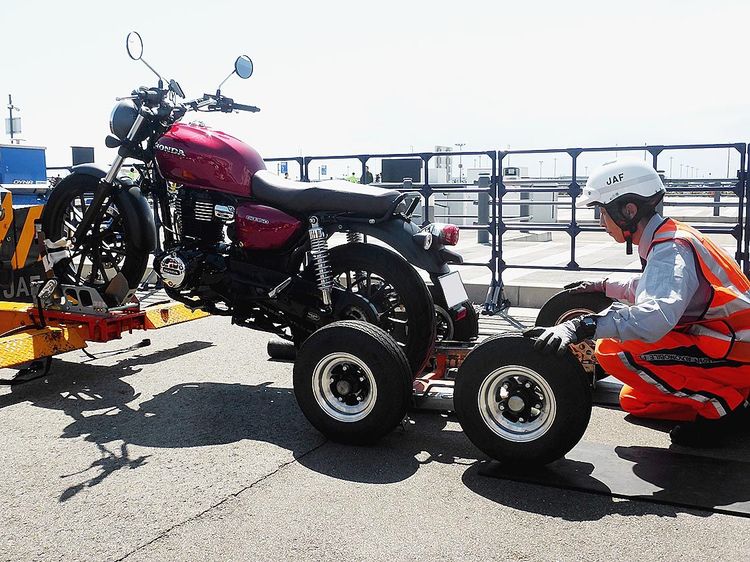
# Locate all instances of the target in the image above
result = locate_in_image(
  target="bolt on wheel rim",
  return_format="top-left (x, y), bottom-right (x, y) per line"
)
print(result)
top-left (477, 365), bottom-right (557, 443)
top-left (312, 352), bottom-right (377, 422)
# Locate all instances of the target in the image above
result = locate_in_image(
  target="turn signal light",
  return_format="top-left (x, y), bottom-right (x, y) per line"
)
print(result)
top-left (435, 224), bottom-right (460, 246)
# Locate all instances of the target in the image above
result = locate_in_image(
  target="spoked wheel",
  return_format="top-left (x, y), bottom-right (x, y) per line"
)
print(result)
top-left (307, 243), bottom-right (435, 376)
top-left (293, 321), bottom-right (412, 444)
top-left (454, 334), bottom-right (592, 467)
top-left (535, 291), bottom-right (613, 380)
top-left (41, 174), bottom-right (148, 304)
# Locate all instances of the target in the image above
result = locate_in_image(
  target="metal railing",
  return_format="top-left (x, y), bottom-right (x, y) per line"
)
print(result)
top-left (268, 143), bottom-right (749, 313)
top-left (40, 143), bottom-right (749, 314)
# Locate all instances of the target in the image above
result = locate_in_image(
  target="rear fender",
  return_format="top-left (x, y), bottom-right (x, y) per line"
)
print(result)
top-left (338, 218), bottom-right (452, 275)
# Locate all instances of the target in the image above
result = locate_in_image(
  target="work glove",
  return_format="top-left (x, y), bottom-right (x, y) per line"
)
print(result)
top-left (523, 316), bottom-right (596, 356)
top-left (564, 279), bottom-right (607, 294)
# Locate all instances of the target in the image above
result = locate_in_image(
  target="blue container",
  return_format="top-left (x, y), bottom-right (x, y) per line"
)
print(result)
top-left (0, 144), bottom-right (50, 206)
top-left (0, 144), bottom-right (48, 184)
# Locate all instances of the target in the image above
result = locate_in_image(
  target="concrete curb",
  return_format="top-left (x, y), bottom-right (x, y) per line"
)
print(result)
top-left (464, 282), bottom-right (560, 309)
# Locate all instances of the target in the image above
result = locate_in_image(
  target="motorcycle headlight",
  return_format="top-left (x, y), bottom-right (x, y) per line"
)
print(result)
top-left (109, 100), bottom-right (139, 140)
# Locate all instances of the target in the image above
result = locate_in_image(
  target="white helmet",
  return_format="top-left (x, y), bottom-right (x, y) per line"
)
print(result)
top-left (577, 160), bottom-right (665, 208)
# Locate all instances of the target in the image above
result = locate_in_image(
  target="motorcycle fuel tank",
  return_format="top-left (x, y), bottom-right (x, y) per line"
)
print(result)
top-left (155, 123), bottom-right (266, 197)
top-left (235, 203), bottom-right (301, 250)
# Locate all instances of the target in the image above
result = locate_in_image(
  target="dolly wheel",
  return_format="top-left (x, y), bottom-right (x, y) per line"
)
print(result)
top-left (454, 334), bottom-right (592, 467)
top-left (293, 321), bottom-right (411, 445)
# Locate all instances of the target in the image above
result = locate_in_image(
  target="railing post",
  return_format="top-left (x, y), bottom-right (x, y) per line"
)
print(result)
top-left (714, 191), bottom-right (721, 217)
top-left (477, 175), bottom-right (490, 243)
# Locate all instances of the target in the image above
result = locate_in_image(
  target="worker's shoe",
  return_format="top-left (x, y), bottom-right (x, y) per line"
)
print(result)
top-left (669, 400), bottom-right (750, 448)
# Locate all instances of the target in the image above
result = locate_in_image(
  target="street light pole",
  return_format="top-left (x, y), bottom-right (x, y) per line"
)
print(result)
top-left (455, 143), bottom-right (466, 183)
top-left (669, 156), bottom-right (673, 178)
top-left (553, 157), bottom-right (557, 178)
top-left (538, 160), bottom-right (543, 178)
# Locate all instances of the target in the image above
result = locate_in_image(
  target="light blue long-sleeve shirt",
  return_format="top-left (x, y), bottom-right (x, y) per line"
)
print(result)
top-left (593, 214), bottom-right (712, 343)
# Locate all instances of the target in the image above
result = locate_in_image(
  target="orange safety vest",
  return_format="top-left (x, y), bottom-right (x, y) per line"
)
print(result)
top-left (650, 218), bottom-right (750, 362)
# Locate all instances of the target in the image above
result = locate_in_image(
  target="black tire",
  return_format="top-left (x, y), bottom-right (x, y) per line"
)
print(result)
top-left (324, 243), bottom-right (436, 376)
top-left (41, 174), bottom-right (148, 302)
top-left (267, 338), bottom-right (297, 361)
top-left (535, 291), bottom-right (613, 327)
top-left (535, 291), bottom-right (613, 380)
top-left (429, 284), bottom-right (479, 342)
top-left (454, 333), bottom-right (592, 467)
top-left (293, 321), bottom-right (412, 445)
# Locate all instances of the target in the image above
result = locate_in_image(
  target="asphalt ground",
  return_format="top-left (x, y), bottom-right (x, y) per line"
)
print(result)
top-left (2, 311), bottom-right (750, 562)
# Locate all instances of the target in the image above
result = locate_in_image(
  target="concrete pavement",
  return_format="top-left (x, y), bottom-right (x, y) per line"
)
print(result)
top-left (2, 314), bottom-right (750, 561)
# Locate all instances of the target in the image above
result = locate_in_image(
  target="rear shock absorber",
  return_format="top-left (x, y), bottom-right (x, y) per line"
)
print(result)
top-left (308, 216), bottom-right (333, 307)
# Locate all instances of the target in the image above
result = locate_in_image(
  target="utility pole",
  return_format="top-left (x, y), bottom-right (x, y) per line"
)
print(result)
top-left (669, 156), bottom-right (673, 178)
top-left (553, 157), bottom-right (557, 178)
top-left (455, 143), bottom-right (466, 183)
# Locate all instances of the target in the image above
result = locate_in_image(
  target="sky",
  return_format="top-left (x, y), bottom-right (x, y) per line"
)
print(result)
top-left (2, 0), bottom-right (749, 179)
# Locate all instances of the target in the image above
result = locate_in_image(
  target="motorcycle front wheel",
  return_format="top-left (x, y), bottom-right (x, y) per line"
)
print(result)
top-left (41, 174), bottom-right (149, 303)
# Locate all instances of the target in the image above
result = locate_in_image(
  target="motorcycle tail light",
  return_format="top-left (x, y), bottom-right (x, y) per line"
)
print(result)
top-left (436, 224), bottom-right (460, 246)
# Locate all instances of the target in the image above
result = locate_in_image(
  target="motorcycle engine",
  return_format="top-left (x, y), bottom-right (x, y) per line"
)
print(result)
top-left (174, 186), bottom-right (235, 243)
top-left (154, 248), bottom-right (205, 290)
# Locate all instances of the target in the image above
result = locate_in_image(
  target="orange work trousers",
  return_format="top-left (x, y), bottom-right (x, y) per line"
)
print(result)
top-left (595, 332), bottom-right (750, 421)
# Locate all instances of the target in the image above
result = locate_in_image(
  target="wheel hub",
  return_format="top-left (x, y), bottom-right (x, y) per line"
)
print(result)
top-left (334, 292), bottom-right (379, 324)
top-left (479, 366), bottom-right (557, 443)
top-left (507, 395), bottom-right (525, 412)
top-left (495, 377), bottom-right (544, 423)
top-left (322, 359), bottom-right (372, 409)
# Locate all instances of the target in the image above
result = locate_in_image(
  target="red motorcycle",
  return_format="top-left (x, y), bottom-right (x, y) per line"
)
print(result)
top-left (41, 32), bottom-right (475, 375)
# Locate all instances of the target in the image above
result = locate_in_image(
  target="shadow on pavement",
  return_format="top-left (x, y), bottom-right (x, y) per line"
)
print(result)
top-left (2, 346), bottom-right (480, 500)
top-left (462, 437), bottom-right (750, 521)
top-left (296, 411), bottom-right (480, 484)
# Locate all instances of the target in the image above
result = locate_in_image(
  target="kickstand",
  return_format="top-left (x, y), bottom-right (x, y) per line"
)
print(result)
top-left (0, 356), bottom-right (53, 385)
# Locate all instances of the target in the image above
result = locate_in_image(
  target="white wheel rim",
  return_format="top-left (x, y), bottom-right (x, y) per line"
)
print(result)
top-left (312, 352), bottom-right (378, 422)
top-left (477, 365), bottom-right (557, 443)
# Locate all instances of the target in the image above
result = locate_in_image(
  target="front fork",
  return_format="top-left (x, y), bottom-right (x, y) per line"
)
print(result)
top-left (72, 113), bottom-right (146, 243)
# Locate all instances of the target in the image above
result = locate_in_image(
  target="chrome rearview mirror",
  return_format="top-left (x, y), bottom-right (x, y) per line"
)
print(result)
top-left (216, 55), bottom-right (254, 95)
top-left (126, 31), bottom-right (143, 61)
top-left (125, 32), bottom-right (165, 85)
top-left (235, 55), bottom-right (254, 79)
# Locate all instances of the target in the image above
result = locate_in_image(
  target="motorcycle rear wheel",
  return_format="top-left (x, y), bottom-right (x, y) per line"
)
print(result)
top-left (297, 243), bottom-right (436, 377)
top-left (41, 174), bottom-right (148, 304)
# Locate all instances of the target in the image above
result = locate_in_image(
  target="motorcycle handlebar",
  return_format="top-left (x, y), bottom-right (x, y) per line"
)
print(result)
top-left (232, 102), bottom-right (260, 113)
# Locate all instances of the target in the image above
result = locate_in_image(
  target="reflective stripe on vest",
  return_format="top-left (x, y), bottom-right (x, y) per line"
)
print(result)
top-left (650, 218), bottom-right (750, 362)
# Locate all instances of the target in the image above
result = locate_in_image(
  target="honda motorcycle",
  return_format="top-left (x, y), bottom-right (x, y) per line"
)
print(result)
top-left (41, 32), bottom-right (476, 375)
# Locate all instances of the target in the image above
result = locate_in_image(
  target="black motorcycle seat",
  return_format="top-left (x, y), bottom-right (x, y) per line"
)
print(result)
top-left (251, 170), bottom-right (401, 216)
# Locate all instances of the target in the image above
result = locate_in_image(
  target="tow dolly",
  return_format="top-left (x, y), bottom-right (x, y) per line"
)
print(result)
top-left (0, 186), bottom-right (208, 383)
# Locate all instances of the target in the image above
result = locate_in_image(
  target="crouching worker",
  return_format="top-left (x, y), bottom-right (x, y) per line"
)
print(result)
top-left (524, 160), bottom-right (750, 447)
